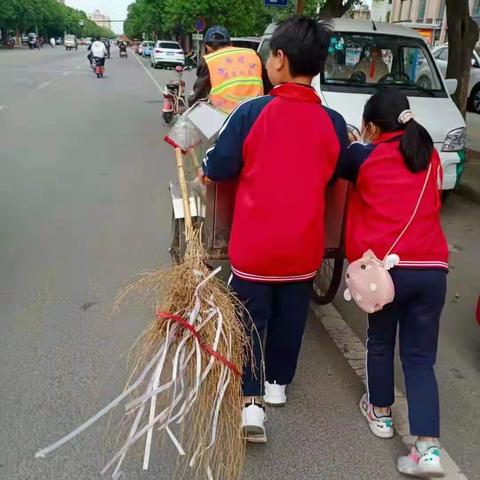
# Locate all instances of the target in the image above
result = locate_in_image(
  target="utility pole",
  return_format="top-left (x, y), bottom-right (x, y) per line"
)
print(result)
top-left (296, 0), bottom-right (305, 14)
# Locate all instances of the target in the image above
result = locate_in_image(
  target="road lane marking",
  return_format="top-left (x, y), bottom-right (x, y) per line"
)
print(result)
top-left (35, 81), bottom-right (51, 90)
top-left (62, 71), bottom-right (71, 76)
top-left (133, 54), bottom-right (163, 94)
top-left (0, 105), bottom-right (7, 111)
top-left (311, 303), bottom-right (469, 480)
top-left (75, 65), bottom-right (81, 70)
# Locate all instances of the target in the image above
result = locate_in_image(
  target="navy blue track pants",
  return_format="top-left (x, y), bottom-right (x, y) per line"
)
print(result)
top-left (230, 274), bottom-right (313, 397)
top-left (367, 269), bottom-right (447, 437)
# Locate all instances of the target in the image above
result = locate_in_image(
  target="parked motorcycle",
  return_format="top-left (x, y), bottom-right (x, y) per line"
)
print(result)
top-left (4, 37), bottom-right (15, 49)
top-left (162, 66), bottom-right (186, 124)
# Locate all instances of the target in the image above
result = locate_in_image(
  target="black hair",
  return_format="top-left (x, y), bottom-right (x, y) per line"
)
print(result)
top-left (363, 88), bottom-right (434, 173)
top-left (269, 16), bottom-right (331, 77)
top-left (205, 40), bottom-right (230, 50)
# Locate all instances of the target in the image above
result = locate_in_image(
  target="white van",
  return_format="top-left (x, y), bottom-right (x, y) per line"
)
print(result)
top-left (258, 19), bottom-right (466, 192)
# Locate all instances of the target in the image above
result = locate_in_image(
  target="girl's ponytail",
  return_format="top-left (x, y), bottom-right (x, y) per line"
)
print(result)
top-left (399, 118), bottom-right (434, 173)
top-left (363, 88), bottom-right (434, 173)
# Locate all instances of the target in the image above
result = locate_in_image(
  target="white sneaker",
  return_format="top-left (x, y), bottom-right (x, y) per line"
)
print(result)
top-left (241, 401), bottom-right (267, 443)
top-left (397, 445), bottom-right (445, 478)
top-left (264, 381), bottom-right (287, 406)
top-left (359, 393), bottom-right (394, 439)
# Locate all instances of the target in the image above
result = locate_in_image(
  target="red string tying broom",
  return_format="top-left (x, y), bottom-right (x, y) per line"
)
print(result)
top-left (35, 146), bottom-right (249, 480)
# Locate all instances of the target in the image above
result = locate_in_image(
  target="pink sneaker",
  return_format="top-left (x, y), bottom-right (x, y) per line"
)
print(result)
top-left (359, 393), bottom-right (394, 439)
top-left (397, 445), bottom-right (445, 478)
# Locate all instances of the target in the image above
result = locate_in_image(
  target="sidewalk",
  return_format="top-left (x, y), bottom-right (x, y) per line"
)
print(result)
top-left (457, 149), bottom-right (480, 204)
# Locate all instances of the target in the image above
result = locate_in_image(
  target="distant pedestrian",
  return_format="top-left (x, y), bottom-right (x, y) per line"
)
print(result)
top-left (50, 37), bottom-right (55, 48)
top-left (338, 88), bottom-right (448, 478)
top-left (201, 16), bottom-right (348, 443)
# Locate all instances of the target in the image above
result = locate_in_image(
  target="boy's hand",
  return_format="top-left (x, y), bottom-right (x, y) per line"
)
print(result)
top-left (197, 168), bottom-right (212, 185)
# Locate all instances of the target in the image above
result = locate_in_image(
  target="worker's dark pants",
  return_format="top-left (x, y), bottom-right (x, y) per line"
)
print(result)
top-left (230, 274), bottom-right (313, 397)
top-left (367, 269), bottom-right (447, 438)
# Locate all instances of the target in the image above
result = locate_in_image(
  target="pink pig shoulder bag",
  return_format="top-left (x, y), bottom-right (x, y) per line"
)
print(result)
top-left (344, 162), bottom-right (432, 314)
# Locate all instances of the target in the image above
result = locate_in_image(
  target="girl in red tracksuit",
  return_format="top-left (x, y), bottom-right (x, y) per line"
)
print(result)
top-left (339, 89), bottom-right (448, 478)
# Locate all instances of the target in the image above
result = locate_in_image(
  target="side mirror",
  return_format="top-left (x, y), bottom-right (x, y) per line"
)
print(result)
top-left (444, 78), bottom-right (458, 95)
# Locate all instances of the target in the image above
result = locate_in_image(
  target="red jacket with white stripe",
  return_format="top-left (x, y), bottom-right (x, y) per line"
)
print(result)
top-left (203, 83), bottom-right (348, 282)
top-left (339, 131), bottom-right (448, 270)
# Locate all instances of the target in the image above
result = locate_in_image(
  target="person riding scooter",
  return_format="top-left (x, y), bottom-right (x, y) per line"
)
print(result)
top-left (88, 36), bottom-right (107, 72)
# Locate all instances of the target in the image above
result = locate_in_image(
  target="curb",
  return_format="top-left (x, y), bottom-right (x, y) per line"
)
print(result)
top-left (455, 183), bottom-right (480, 205)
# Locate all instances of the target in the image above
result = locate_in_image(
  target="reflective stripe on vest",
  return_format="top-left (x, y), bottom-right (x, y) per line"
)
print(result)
top-left (205, 46), bottom-right (263, 114)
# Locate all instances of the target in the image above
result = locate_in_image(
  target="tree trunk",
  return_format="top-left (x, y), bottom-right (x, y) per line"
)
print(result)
top-left (296, 0), bottom-right (305, 14)
top-left (446, 0), bottom-right (479, 117)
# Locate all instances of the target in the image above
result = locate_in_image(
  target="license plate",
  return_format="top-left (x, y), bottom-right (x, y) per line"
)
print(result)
top-left (167, 52), bottom-right (174, 56)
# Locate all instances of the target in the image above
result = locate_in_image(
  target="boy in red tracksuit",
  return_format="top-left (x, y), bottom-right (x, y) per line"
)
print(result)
top-left (200, 16), bottom-right (348, 443)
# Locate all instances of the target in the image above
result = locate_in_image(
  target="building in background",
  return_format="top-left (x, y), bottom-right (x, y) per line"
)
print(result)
top-left (371, 0), bottom-right (393, 22)
top-left (88, 10), bottom-right (111, 31)
top-left (349, 1), bottom-right (371, 20)
top-left (390, 0), bottom-right (479, 46)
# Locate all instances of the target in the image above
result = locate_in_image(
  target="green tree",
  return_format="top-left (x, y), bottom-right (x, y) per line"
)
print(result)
top-left (0, 0), bottom-right (114, 41)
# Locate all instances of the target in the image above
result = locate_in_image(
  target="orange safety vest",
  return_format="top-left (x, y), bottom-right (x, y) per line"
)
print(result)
top-left (204, 46), bottom-right (264, 114)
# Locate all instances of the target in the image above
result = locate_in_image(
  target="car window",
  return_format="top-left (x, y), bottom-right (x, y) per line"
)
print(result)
top-left (258, 38), bottom-right (271, 64)
top-left (160, 42), bottom-right (181, 49)
top-left (322, 32), bottom-right (445, 96)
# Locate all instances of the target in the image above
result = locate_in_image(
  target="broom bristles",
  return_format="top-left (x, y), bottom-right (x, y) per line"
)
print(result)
top-left (111, 229), bottom-right (249, 479)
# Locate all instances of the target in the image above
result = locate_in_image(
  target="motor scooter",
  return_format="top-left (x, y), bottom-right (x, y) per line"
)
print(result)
top-left (162, 66), bottom-right (186, 124)
top-left (93, 57), bottom-right (105, 78)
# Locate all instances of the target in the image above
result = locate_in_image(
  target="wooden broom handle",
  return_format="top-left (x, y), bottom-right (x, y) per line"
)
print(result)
top-left (175, 148), bottom-right (193, 238)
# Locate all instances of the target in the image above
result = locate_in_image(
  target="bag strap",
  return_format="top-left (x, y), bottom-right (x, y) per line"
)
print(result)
top-left (384, 163), bottom-right (432, 259)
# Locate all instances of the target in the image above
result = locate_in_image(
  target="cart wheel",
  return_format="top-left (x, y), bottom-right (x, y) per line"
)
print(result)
top-left (169, 212), bottom-right (186, 264)
top-left (312, 256), bottom-right (344, 305)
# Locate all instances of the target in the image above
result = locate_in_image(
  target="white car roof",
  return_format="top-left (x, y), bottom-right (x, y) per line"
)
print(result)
top-left (264, 19), bottom-right (423, 40)
top-left (331, 19), bottom-right (423, 39)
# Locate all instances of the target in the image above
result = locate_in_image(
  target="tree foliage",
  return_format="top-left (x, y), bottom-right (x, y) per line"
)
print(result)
top-left (123, 0), bottom-right (361, 40)
top-left (0, 0), bottom-right (115, 39)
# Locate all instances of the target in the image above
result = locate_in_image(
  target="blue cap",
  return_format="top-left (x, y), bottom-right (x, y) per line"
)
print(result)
top-left (204, 26), bottom-right (230, 44)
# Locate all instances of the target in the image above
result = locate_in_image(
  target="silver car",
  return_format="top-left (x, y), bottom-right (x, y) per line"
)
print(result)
top-left (64, 34), bottom-right (78, 51)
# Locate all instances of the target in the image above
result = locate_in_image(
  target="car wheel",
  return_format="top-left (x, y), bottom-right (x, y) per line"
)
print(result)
top-left (469, 84), bottom-right (480, 113)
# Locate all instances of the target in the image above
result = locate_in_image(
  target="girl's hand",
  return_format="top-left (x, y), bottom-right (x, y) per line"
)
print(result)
top-left (348, 129), bottom-right (362, 143)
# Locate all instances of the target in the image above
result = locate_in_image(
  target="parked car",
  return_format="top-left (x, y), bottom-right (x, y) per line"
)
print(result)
top-left (138, 41), bottom-right (153, 55)
top-left (141, 41), bottom-right (155, 57)
top-left (259, 19), bottom-right (466, 193)
top-left (64, 34), bottom-right (78, 51)
top-left (150, 41), bottom-right (184, 68)
top-left (230, 37), bottom-right (261, 51)
top-left (429, 45), bottom-right (480, 114)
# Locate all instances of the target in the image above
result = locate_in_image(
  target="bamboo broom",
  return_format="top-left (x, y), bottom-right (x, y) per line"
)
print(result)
top-left (36, 147), bottom-right (249, 480)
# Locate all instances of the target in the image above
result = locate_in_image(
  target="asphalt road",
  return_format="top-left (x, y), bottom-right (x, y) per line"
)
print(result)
top-left (0, 47), bottom-right (478, 480)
